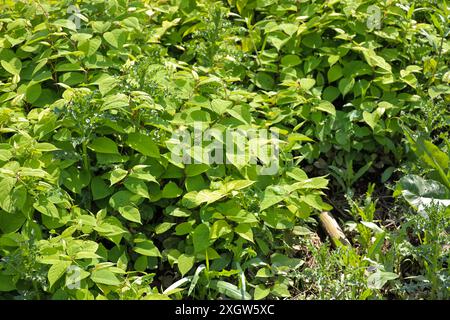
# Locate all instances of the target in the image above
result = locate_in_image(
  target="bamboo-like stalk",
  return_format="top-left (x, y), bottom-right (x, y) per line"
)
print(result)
top-left (319, 211), bottom-right (351, 247)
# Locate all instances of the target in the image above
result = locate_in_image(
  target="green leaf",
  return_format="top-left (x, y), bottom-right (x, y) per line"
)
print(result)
top-left (235, 224), bottom-right (253, 242)
top-left (127, 132), bottom-right (160, 158)
top-left (381, 166), bottom-right (395, 183)
top-left (129, 165), bottom-right (159, 183)
top-left (0, 148), bottom-right (12, 162)
top-left (404, 130), bottom-right (450, 189)
top-left (301, 194), bottom-right (332, 211)
top-left (260, 207), bottom-right (294, 229)
top-left (192, 223), bottom-right (210, 253)
top-left (0, 177), bottom-right (15, 213)
top-left (88, 137), bottom-right (119, 154)
top-left (33, 197), bottom-right (59, 218)
top-left (210, 220), bottom-right (232, 239)
top-left (338, 77), bottom-right (355, 97)
top-left (109, 168), bottom-right (128, 185)
top-left (25, 83), bottom-right (42, 103)
top-left (398, 175), bottom-right (450, 212)
top-left (134, 239), bottom-right (161, 257)
top-left (155, 222), bottom-right (175, 234)
top-left (109, 190), bottom-right (141, 209)
top-left (255, 72), bottom-right (274, 90)
top-left (361, 48), bottom-right (392, 73)
top-left (322, 86), bottom-right (340, 102)
top-left (91, 269), bottom-right (122, 286)
top-left (91, 176), bottom-right (113, 200)
top-left (61, 167), bottom-right (90, 194)
top-left (175, 222), bottom-right (193, 236)
top-left (260, 186), bottom-right (285, 211)
top-left (185, 175), bottom-right (208, 192)
top-left (302, 33), bottom-right (322, 48)
top-left (78, 37), bottom-right (102, 56)
top-left (118, 206), bottom-right (141, 224)
top-left (280, 55), bottom-right (301, 67)
top-left (124, 177), bottom-right (149, 198)
top-left (314, 101), bottom-right (336, 116)
top-left (327, 64), bottom-right (343, 83)
top-left (221, 180), bottom-right (255, 193)
top-left (1, 57), bottom-right (22, 76)
top-left (162, 181), bottom-right (183, 198)
top-left (367, 270), bottom-right (398, 290)
top-left (210, 99), bottom-right (232, 115)
top-left (103, 29), bottom-right (127, 49)
top-left (299, 78), bottom-right (316, 90)
top-left (0, 274), bottom-right (16, 292)
top-left (185, 164), bottom-right (210, 177)
top-left (0, 210), bottom-right (26, 233)
top-left (48, 261), bottom-right (71, 288)
top-left (363, 111), bottom-right (378, 130)
top-left (52, 19), bottom-right (77, 31)
top-left (178, 254), bottom-right (195, 276)
top-left (254, 284), bottom-right (270, 300)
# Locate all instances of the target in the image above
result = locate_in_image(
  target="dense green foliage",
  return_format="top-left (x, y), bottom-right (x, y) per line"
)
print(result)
top-left (0, 0), bottom-right (448, 300)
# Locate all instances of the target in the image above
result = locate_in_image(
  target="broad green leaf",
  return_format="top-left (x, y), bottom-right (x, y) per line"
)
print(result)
top-left (192, 223), bottom-right (210, 253)
top-left (211, 99), bottom-right (232, 115)
top-left (367, 270), bottom-right (398, 290)
top-left (0, 210), bottom-right (26, 233)
top-left (314, 101), bottom-right (336, 116)
top-left (155, 222), bottom-right (175, 234)
top-left (254, 284), bottom-right (270, 300)
top-left (260, 186), bottom-right (286, 211)
top-left (255, 72), bottom-right (274, 90)
top-left (302, 33), bottom-right (322, 48)
top-left (109, 168), bottom-right (128, 185)
top-left (299, 78), bottom-right (316, 90)
top-left (118, 206), bottom-right (141, 224)
top-left (88, 137), bottom-right (119, 154)
top-left (78, 37), bottom-right (102, 56)
top-left (91, 269), bottom-right (122, 286)
top-left (91, 176), bottom-right (113, 200)
top-left (0, 274), bottom-right (15, 292)
top-left (327, 64), bottom-right (343, 83)
top-left (398, 175), bottom-right (450, 212)
top-left (185, 164), bottom-right (210, 177)
top-left (178, 254), bottom-right (195, 276)
top-left (404, 130), bottom-right (450, 189)
top-left (124, 177), bottom-right (149, 198)
top-left (260, 207), bottom-right (294, 229)
top-left (103, 29), bottom-right (127, 48)
top-left (25, 83), bottom-right (42, 103)
top-left (281, 55), bottom-right (301, 67)
top-left (134, 239), bottom-right (161, 257)
top-left (221, 180), bottom-right (255, 193)
top-left (338, 77), bottom-right (355, 97)
top-left (0, 177), bottom-right (15, 212)
top-left (109, 191), bottom-right (141, 209)
top-left (127, 132), bottom-right (160, 158)
top-left (52, 19), bottom-right (77, 31)
top-left (210, 220), bottom-right (233, 239)
top-left (175, 222), bottom-right (193, 235)
top-left (48, 261), bottom-right (71, 288)
top-left (363, 111), bottom-right (378, 130)
top-left (235, 224), bottom-right (253, 242)
top-left (1, 57), bottom-right (22, 76)
top-left (162, 181), bottom-right (183, 198)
